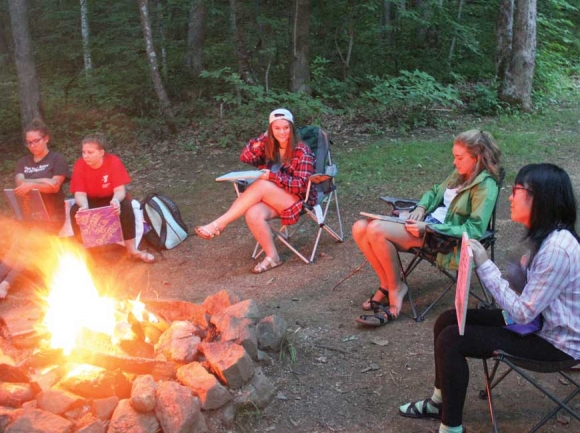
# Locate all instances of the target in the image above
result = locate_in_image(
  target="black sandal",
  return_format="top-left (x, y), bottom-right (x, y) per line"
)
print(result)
top-left (362, 287), bottom-right (389, 311)
top-left (398, 397), bottom-right (441, 419)
top-left (355, 304), bottom-right (395, 327)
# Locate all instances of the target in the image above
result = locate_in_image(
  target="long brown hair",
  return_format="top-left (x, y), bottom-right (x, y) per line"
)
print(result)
top-left (264, 120), bottom-right (300, 164)
top-left (452, 129), bottom-right (502, 187)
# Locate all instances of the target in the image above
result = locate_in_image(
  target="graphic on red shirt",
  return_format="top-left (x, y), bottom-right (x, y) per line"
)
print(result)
top-left (70, 154), bottom-right (131, 198)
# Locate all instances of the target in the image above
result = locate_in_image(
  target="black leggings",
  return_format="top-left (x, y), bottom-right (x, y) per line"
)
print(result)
top-left (433, 308), bottom-right (573, 427)
top-left (70, 197), bottom-right (136, 241)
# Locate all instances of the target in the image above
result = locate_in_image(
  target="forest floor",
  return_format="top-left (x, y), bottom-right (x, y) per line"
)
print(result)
top-left (1, 123), bottom-right (580, 433)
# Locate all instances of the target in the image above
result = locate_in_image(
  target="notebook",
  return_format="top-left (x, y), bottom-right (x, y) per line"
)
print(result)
top-left (216, 170), bottom-right (263, 182)
top-left (359, 211), bottom-right (407, 224)
top-left (455, 232), bottom-right (473, 336)
top-left (76, 205), bottom-right (123, 248)
top-left (3, 189), bottom-right (51, 222)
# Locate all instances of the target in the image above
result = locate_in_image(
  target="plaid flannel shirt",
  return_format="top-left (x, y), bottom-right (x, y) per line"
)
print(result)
top-left (240, 135), bottom-right (316, 225)
top-left (477, 229), bottom-right (580, 360)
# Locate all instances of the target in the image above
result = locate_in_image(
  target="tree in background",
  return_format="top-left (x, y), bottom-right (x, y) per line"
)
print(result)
top-left (498, 0), bottom-right (537, 111)
top-left (8, 0), bottom-right (43, 130)
top-left (290, 0), bottom-right (311, 94)
top-left (137, 0), bottom-right (176, 133)
top-left (186, 0), bottom-right (207, 77)
top-left (79, 0), bottom-right (93, 74)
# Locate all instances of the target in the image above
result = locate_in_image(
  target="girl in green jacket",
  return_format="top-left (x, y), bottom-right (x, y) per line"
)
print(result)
top-left (353, 130), bottom-right (502, 326)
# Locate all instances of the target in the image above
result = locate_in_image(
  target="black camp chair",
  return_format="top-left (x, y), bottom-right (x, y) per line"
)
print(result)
top-left (479, 350), bottom-right (580, 432)
top-left (380, 168), bottom-right (504, 321)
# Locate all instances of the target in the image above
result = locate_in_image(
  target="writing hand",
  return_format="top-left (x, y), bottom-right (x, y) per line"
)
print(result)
top-left (259, 169), bottom-right (270, 180)
top-left (110, 198), bottom-right (121, 215)
top-left (13, 183), bottom-right (33, 196)
top-left (404, 219), bottom-right (426, 238)
top-left (408, 207), bottom-right (425, 221)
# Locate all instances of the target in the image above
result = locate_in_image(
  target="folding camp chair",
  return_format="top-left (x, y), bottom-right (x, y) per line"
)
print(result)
top-left (479, 350), bottom-right (580, 432)
top-left (380, 169), bottom-right (504, 321)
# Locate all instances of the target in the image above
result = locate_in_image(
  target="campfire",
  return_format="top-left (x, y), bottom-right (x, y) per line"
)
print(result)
top-left (0, 245), bottom-right (285, 432)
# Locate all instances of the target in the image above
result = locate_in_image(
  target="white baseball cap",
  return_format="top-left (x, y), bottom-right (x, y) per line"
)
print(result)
top-left (269, 108), bottom-right (294, 125)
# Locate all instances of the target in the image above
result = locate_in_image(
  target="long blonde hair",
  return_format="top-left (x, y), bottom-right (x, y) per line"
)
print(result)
top-left (452, 129), bottom-right (502, 187)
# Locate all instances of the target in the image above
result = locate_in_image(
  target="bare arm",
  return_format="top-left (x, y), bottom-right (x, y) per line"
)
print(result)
top-left (110, 185), bottom-right (127, 214)
top-left (74, 192), bottom-right (89, 211)
top-left (14, 173), bottom-right (65, 195)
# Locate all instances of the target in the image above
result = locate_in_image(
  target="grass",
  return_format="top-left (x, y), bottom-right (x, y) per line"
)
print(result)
top-left (334, 100), bottom-right (580, 198)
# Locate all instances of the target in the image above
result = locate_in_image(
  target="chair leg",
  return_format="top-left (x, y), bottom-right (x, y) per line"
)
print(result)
top-left (482, 358), bottom-right (500, 433)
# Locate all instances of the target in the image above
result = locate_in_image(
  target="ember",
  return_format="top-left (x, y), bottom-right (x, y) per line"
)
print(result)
top-left (0, 246), bottom-right (286, 432)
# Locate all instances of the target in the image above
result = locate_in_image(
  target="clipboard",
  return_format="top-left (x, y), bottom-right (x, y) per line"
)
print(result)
top-left (3, 189), bottom-right (51, 222)
top-left (359, 211), bottom-right (407, 224)
top-left (76, 205), bottom-right (123, 248)
top-left (216, 170), bottom-right (263, 182)
top-left (455, 232), bottom-right (473, 335)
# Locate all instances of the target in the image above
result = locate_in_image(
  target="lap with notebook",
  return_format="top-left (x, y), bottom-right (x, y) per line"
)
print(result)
top-left (3, 189), bottom-right (51, 222)
top-left (75, 206), bottom-right (123, 248)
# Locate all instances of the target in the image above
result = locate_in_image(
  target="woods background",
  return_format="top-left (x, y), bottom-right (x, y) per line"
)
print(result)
top-left (1, 0), bottom-right (579, 151)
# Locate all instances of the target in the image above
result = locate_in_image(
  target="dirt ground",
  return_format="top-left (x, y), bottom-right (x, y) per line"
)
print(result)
top-left (2, 130), bottom-right (579, 433)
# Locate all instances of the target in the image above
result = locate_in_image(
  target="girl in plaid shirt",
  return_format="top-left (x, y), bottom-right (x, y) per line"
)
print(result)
top-left (400, 163), bottom-right (580, 433)
top-left (195, 109), bottom-right (315, 274)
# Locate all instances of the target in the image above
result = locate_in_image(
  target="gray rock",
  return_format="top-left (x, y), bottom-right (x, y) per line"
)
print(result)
top-left (108, 399), bottom-right (159, 433)
top-left (257, 314), bottom-right (287, 351)
top-left (177, 362), bottom-right (232, 410)
top-left (6, 408), bottom-right (74, 433)
top-left (130, 375), bottom-right (157, 413)
top-left (155, 381), bottom-right (208, 433)
top-left (199, 342), bottom-right (255, 390)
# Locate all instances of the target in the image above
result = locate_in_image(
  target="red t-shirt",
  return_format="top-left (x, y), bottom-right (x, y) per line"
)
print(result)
top-left (70, 154), bottom-right (131, 198)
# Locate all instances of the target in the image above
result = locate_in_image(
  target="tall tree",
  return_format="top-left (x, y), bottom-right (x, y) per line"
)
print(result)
top-left (155, 0), bottom-right (168, 78)
top-left (498, 0), bottom-right (537, 111)
top-left (80, 0), bottom-right (93, 73)
top-left (137, 0), bottom-right (176, 133)
top-left (495, 0), bottom-right (514, 83)
top-left (186, 0), bottom-right (207, 76)
top-left (8, 0), bottom-right (43, 130)
top-left (290, 0), bottom-right (311, 94)
top-left (448, 0), bottom-right (465, 62)
top-left (229, 0), bottom-right (255, 85)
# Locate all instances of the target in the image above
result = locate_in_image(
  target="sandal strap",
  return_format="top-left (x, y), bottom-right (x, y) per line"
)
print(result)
top-left (406, 398), bottom-right (441, 417)
top-left (373, 303), bottom-right (395, 321)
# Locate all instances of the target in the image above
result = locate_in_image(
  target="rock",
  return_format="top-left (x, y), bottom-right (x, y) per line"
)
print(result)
top-left (108, 399), bottom-right (159, 433)
top-left (155, 320), bottom-right (202, 363)
top-left (199, 342), bottom-right (255, 390)
top-left (0, 382), bottom-right (35, 407)
top-left (211, 299), bottom-right (261, 327)
top-left (35, 389), bottom-right (85, 415)
top-left (233, 368), bottom-right (275, 410)
top-left (91, 395), bottom-right (119, 420)
top-left (177, 362), bottom-right (232, 410)
top-left (130, 375), bottom-right (157, 413)
top-left (59, 367), bottom-right (131, 399)
top-left (0, 406), bottom-right (21, 431)
top-left (76, 418), bottom-right (106, 433)
top-left (216, 316), bottom-right (258, 359)
top-left (143, 298), bottom-right (210, 329)
top-left (202, 290), bottom-right (242, 316)
top-left (5, 408), bottom-right (74, 433)
top-left (257, 315), bottom-right (287, 351)
top-left (155, 381), bottom-right (208, 433)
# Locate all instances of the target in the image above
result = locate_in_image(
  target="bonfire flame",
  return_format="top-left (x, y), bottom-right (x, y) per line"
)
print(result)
top-left (42, 250), bottom-right (155, 355)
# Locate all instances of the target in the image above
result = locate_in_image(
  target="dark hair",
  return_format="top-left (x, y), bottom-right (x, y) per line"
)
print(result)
top-left (81, 133), bottom-right (108, 152)
top-left (24, 119), bottom-right (50, 138)
top-left (265, 119), bottom-right (300, 164)
top-left (516, 163), bottom-right (579, 256)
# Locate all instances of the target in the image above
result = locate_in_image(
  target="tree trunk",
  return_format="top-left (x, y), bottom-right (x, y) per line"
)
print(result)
top-left (290, 0), bottom-right (311, 94)
top-left (382, 1), bottom-right (392, 46)
top-left (229, 0), bottom-right (255, 85)
top-left (495, 0), bottom-right (514, 83)
top-left (137, 0), bottom-right (176, 134)
top-left (0, 19), bottom-right (11, 66)
top-left (7, 0), bottom-right (43, 130)
top-left (448, 0), bottom-right (465, 62)
top-left (186, 0), bottom-right (207, 76)
top-left (79, 0), bottom-right (93, 73)
top-left (155, 0), bottom-right (168, 78)
top-left (499, 0), bottom-right (537, 111)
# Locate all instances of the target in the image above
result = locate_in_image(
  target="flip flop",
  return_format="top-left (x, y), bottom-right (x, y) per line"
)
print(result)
top-left (356, 306), bottom-right (395, 327)
top-left (194, 223), bottom-right (222, 240)
top-left (362, 287), bottom-right (389, 311)
top-left (252, 256), bottom-right (282, 274)
top-left (131, 251), bottom-right (155, 263)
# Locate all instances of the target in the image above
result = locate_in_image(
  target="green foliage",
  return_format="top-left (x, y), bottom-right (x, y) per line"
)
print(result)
top-left (360, 70), bottom-right (462, 128)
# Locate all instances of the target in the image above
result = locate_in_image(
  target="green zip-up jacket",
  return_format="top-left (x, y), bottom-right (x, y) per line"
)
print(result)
top-left (417, 169), bottom-right (499, 270)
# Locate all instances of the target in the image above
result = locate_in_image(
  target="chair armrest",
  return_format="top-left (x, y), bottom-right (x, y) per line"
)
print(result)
top-left (423, 226), bottom-right (461, 255)
top-left (309, 174), bottom-right (333, 184)
top-left (380, 196), bottom-right (419, 211)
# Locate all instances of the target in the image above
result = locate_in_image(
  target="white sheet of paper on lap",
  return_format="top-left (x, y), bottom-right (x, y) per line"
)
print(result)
top-left (359, 211), bottom-right (406, 224)
top-left (455, 232), bottom-right (473, 336)
top-left (216, 170), bottom-right (263, 182)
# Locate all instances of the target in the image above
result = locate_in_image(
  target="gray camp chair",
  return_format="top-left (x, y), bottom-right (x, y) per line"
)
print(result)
top-left (479, 350), bottom-right (580, 432)
top-left (251, 126), bottom-right (344, 263)
top-left (379, 168), bottom-right (504, 321)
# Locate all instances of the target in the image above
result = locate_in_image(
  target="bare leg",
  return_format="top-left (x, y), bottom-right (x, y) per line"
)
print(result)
top-left (245, 203), bottom-right (279, 261)
top-left (199, 180), bottom-right (298, 234)
top-left (353, 219), bottom-right (423, 315)
top-left (125, 238), bottom-right (154, 263)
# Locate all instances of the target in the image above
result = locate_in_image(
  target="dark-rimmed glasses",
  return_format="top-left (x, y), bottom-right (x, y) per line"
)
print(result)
top-left (26, 136), bottom-right (45, 146)
top-left (512, 185), bottom-right (533, 196)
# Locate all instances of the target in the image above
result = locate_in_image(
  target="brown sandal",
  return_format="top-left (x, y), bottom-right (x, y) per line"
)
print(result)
top-left (194, 223), bottom-right (222, 240)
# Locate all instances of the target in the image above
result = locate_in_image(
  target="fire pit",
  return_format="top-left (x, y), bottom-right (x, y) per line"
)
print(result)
top-left (0, 247), bottom-right (286, 432)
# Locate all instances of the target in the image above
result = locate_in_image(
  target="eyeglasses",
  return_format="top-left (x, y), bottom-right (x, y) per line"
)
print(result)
top-left (26, 136), bottom-right (45, 146)
top-left (512, 185), bottom-right (533, 196)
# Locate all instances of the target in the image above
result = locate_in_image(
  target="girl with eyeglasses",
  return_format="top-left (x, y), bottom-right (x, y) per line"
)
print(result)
top-left (399, 163), bottom-right (580, 433)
